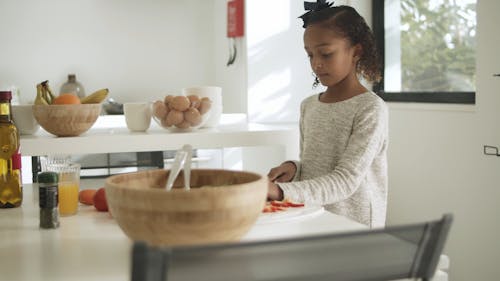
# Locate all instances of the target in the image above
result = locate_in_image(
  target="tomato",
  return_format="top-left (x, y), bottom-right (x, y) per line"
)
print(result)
top-left (262, 206), bottom-right (273, 213)
top-left (93, 187), bottom-right (108, 212)
top-left (270, 199), bottom-right (305, 208)
top-left (271, 206), bottom-right (285, 212)
top-left (263, 199), bottom-right (305, 213)
top-left (270, 200), bottom-right (287, 207)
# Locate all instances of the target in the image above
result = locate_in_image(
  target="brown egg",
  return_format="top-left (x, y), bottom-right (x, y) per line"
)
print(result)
top-left (175, 120), bottom-right (191, 129)
top-left (160, 115), bottom-right (170, 127)
top-left (164, 95), bottom-right (174, 105)
top-left (184, 108), bottom-right (202, 126)
top-left (170, 96), bottom-right (190, 111)
top-left (164, 110), bottom-right (184, 126)
top-left (152, 100), bottom-right (167, 119)
top-left (199, 97), bottom-right (212, 115)
top-left (187, 95), bottom-right (201, 109)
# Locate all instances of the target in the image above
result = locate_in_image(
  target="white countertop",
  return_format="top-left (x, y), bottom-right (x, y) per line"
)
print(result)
top-left (0, 184), bottom-right (449, 281)
top-left (0, 184), bottom-right (368, 281)
top-left (20, 114), bottom-right (299, 156)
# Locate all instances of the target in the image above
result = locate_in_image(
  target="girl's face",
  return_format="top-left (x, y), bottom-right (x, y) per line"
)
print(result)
top-left (304, 24), bottom-right (360, 88)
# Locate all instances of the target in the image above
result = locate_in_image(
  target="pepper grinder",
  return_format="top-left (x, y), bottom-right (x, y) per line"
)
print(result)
top-left (60, 74), bottom-right (85, 98)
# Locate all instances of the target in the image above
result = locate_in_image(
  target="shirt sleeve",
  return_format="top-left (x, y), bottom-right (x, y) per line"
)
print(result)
top-left (278, 100), bottom-right (388, 204)
top-left (291, 99), bottom-right (306, 181)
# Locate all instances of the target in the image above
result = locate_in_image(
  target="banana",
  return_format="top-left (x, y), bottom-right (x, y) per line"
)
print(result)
top-left (34, 84), bottom-right (49, 105)
top-left (35, 80), bottom-right (56, 105)
top-left (41, 86), bottom-right (51, 104)
top-left (81, 88), bottom-right (109, 104)
top-left (42, 81), bottom-right (56, 104)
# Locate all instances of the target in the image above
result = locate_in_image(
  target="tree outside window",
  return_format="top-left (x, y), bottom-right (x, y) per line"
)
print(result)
top-left (373, 0), bottom-right (476, 103)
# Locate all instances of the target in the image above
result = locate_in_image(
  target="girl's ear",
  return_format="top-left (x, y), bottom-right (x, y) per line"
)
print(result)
top-left (353, 43), bottom-right (363, 61)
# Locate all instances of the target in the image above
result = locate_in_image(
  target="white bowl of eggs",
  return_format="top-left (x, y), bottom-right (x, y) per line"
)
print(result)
top-left (151, 94), bottom-right (212, 132)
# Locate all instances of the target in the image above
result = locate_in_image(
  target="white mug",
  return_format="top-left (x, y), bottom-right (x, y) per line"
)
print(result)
top-left (11, 104), bottom-right (40, 135)
top-left (124, 102), bottom-right (152, 132)
top-left (182, 86), bottom-right (222, 128)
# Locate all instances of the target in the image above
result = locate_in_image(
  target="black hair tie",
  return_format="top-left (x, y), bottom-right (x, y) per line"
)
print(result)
top-left (299, 0), bottom-right (335, 28)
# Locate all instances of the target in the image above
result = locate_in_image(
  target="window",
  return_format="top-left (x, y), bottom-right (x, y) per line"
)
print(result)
top-left (372, 0), bottom-right (477, 104)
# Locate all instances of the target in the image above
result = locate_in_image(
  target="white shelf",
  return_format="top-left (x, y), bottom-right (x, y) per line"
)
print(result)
top-left (20, 114), bottom-right (299, 156)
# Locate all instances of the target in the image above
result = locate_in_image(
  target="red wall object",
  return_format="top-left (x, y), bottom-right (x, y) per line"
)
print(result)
top-left (227, 0), bottom-right (244, 38)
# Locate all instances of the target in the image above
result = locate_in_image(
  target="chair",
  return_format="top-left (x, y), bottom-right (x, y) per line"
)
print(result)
top-left (131, 214), bottom-right (453, 281)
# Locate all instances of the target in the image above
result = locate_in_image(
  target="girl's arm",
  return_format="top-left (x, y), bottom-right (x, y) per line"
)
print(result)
top-left (277, 101), bottom-right (388, 204)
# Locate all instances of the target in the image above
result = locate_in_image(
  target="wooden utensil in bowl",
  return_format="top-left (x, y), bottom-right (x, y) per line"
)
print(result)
top-left (105, 169), bottom-right (267, 246)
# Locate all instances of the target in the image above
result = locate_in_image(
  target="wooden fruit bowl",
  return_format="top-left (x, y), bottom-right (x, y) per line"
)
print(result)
top-left (105, 169), bottom-right (267, 246)
top-left (33, 104), bottom-right (101, 137)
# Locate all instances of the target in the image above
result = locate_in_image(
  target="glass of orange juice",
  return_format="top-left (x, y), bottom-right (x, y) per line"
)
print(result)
top-left (46, 162), bottom-right (80, 216)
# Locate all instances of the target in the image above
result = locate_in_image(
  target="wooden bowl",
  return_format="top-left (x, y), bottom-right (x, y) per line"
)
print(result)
top-left (105, 169), bottom-right (267, 246)
top-left (33, 104), bottom-right (101, 137)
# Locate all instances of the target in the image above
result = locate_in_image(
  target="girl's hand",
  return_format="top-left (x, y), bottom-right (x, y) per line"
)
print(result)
top-left (267, 180), bottom-right (284, 201)
top-left (267, 161), bottom-right (297, 183)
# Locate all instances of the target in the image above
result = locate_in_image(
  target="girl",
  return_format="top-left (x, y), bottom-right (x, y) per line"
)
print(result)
top-left (267, 1), bottom-right (388, 227)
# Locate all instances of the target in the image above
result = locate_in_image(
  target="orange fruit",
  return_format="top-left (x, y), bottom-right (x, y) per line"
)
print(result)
top-left (53, 93), bottom-right (81, 105)
top-left (79, 189), bottom-right (97, 205)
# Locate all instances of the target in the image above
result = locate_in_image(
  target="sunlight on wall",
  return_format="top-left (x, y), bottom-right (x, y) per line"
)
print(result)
top-left (246, 0), bottom-right (290, 48)
top-left (248, 69), bottom-right (292, 121)
top-left (247, 0), bottom-right (310, 123)
top-left (246, 1), bottom-right (375, 123)
top-left (222, 148), bottom-right (243, 171)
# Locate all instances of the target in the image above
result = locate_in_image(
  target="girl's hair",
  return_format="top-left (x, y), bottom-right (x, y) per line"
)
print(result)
top-left (301, 3), bottom-right (382, 84)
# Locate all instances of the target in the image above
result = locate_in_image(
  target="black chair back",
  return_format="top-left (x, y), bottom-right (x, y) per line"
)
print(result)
top-left (131, 214), bottom-right (452, 281)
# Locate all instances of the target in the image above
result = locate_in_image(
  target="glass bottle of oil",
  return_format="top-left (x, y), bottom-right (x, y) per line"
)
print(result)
top-left (10, 150), bottom-right (22, 205)
top-left (0, 91), bottom-right (21, 208)
top-left (59, 74), bottom-right (85, 98)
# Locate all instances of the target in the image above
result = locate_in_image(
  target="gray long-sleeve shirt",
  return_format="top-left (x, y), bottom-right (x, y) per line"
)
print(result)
top-left (278, 92), bottom-right (388, 227)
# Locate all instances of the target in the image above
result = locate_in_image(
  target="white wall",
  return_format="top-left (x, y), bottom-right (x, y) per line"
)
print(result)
top-left (245, 0), bottom-right (363, 124)
top-left (246, 0), bottom-right (325, 123)
top-left (385, 1), bottom-right (500, 281)
top-left (0, 0), bottom-right (218, 104)
top-left (213, 0), bottom-right (248, 114)
top-left (0, 0), bottom-right (249, 112)
top-left (3, 0), bottom-right (251, 181)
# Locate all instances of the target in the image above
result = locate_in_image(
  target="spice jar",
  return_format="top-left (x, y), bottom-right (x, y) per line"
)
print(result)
top-left (38, 172), bottom-right (59, 229)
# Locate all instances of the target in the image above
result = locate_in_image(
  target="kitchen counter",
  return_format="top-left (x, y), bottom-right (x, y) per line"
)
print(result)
top-left (20, 114), bottom-right (299, 157)
top-left (0, 184), bottom-right (449, 281)
top-left (12, 115), bottom-right (449, 280)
